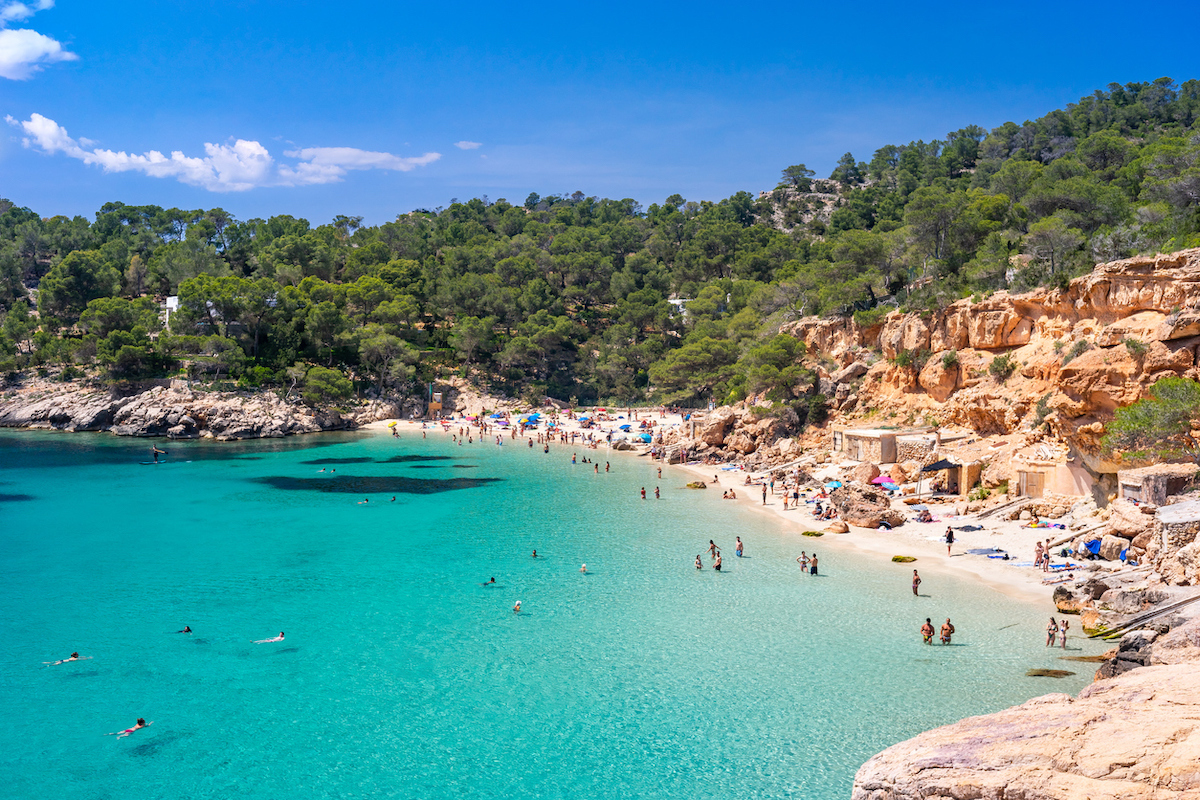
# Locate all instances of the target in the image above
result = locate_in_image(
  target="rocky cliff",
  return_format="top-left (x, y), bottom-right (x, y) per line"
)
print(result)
top-left (783, 249), bottom-right (1200, 474)
top-left (0, 380), bottom-right (399, 440)
top-left (852, 617), bottom-right (1200, 799)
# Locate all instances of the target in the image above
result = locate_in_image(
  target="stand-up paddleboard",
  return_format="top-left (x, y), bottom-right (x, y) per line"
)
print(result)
top-left (139, 460), bottom-right (167, 465)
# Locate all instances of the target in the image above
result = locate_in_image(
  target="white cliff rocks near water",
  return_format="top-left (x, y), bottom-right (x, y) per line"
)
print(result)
top-left (0, 381), bottom-right (401, 440)
top-left (852, 617), bottom-right (1200, 799)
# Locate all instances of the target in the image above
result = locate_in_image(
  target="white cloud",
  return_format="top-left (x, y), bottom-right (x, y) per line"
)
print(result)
top-left (454, 141), bottom-right (482, 150)
top-left (0, 1), bottom-right (75, 80)
top-left (0, 27), bottom-right (75, 79)
top-left (6, 113), bottom-right (441, 192)
top-left (0, 0), bottom-right (54, 25)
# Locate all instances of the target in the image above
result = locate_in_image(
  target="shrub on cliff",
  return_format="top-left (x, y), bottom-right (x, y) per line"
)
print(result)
top-left (1103, 376), bottom-right (1200, 463)
top-left (988, 353), bottom-right (1017, 382)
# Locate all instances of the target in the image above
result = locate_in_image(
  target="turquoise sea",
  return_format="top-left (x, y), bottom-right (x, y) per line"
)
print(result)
top-left (1, 429), bottom-right (1100, 799)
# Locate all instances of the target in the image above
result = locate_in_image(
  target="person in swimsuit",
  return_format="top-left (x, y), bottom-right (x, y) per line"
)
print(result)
top-left (531, 550), bottom-right (537, 558)
top-left (921, 618), bottom-right (934, 644)
top-left (580, 564), bottom-right (587, 573)
top-left (253, 632), bottom-right (285, 643)
top-left (151, 445), bottom-right (166, 463)
top-left (45, 652), bottom-right (89, 665)
top-left (107, 718), bottom-right (151, 738)
top-left (1060, 619), bottom-right (1069, 649)
top-left (809, 553), bottom-right (818, 576)
top-left (178, 626), bottom-right (192, 634)
top-left (796, 552), bottom-right (808, 571)
top-left (641, 487), bottom-right (646, 499)
top-left (482, 577), bottom-right (496, 586)
top-left (736, 537), bottom-right (743, 557)
top-left (912, 570), bottom-right (921, 596)
top-left (1046, 617), bottom-right (1058, 646)
top-left (513, 601), bottom-right (521, 614)
top-left (945, 527), bottom-right (954, 556)
top-left (695, 554), bottom-right (703, 570)
top-left (654, 486), bottom-right (660, 499)
top-left (713, 552), bottom-right (722, 572)
top-left (940, 619), bottom-right (954, 644)
top-left (708, 540), bottom-right (718, 559)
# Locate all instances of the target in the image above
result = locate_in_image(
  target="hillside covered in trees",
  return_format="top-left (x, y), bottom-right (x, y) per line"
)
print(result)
top-left (3, 78), bottom-right (1200, 417)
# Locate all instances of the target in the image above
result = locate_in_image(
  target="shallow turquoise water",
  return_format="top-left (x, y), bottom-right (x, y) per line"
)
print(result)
top-left (0, 429), bottom-right (1100, 799)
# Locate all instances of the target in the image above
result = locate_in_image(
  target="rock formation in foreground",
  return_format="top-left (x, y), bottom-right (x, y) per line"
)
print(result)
top-left (852, 618), bottom-right (1200, 799)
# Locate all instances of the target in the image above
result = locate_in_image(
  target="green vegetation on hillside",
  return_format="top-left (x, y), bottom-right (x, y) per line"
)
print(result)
top-left (3, 78), bottom-right (1200, 419)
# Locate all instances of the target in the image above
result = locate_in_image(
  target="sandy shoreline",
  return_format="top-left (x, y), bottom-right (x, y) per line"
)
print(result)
top-left (370, 414), bottom-right (1062, 606)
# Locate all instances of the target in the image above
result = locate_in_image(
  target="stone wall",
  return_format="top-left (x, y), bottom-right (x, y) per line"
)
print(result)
top-left (895, 438), bottom-right (934, 464)
top-left (1163, 520), bottom-right (1200, 552)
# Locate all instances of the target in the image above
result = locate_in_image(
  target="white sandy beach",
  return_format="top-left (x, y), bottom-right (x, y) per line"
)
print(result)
top-left (370, 411), bottom-right (1081, 605)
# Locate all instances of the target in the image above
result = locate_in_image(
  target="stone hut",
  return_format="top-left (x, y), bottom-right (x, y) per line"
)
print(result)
top-left (832, 427), bottom-right (898, 463)
top-left (1118, 463), bottom-right (1199, 505)
top-left (1158, 499), bottom-right (1200, 553)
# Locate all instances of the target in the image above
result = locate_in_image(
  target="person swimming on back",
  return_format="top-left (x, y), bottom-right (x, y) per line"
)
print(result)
top-left (107, 718), bottom-right (151, 738)
top-left (253, 632), bottom-right (284, 643)
top-left (45, 652), bottom-right (90, 665)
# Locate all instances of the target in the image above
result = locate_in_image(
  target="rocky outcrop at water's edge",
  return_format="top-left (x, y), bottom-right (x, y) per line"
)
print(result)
top-left (0, 381), bottom-right (403, 440)
top-left (851, 616), bottom-right (1200, 799)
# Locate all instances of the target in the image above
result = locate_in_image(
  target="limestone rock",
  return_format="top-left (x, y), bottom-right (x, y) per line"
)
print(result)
top-left (826, 520), bottom-right (849, 533)
top-left (832, 362), bottom-right (869, 384)
top-left (850, 462), bottom-right (882, 485)
top-left (1151, 616), bottom-right (1200, 665)
top-left (852, 663), bottom-right (1200, 800)
top-left (699, 409), bottom-right (736, 446)
top-left (917, 352), bottom-right (960, 402)
top-left (829, 484), bottom-right (905, 528)
top-left (1099, 534), bottom-right (1128, 561)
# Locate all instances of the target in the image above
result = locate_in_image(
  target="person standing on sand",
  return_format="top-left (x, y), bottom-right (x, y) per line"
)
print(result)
top-left (809, 553), bottom-right (818, 576)
top-left (1046, 617), bottom-right (1059, 646)
top-left (940, 619), bottom-right (954, 644)
top-left (912, 570), bottom-right (921, 596)
top-left (921, 618), bottom-right (934, 644)
top-left (945, 527), bottom-right (954, 556)
top-left (1060, 619), bottom-right (1069, 649)
top-left (1034, 540), bottom-right (1044, 569)
top-left (762, 483), bottom-right (767, 505)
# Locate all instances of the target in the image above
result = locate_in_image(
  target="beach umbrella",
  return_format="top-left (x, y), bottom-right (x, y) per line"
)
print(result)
top-left (489, 413), bottom-right (504, 419)
top-left (619, 424), bottom-right (631, 431)
top-left (638, 433), bottom-right (652, 443)
top-left (870, 475), bottom-right (893, 484)
top-left (825, 480), bottom-right (842, 490)
top-left (882, 482), bottom-right (899, 491)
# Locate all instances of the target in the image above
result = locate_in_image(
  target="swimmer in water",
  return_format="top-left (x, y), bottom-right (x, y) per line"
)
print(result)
top-left (695, 554), bottom-right (703, 570)
top-left (44, 652), bottom-right (90, 665)
top-left (513, 600), bottom-right (521, 614)
top-left (106, 718), bottom-right (151, 738)
top-left (940, 619), bottom-right (954, 645)
top-left (580, 563), bottom-right (587, 573)
top-left (654, 486), bottom-right (660, 499)
top-left (735, 537), bottom-right (743, 557)
top-left (532, 550), bottom-right (538, 558)
top-left (921, 618), bottom-right (934, 644)
top-left (178, 626), bottom-right (192, 634)
top-left (253, 632), bottom-right (285, 643)
top-left (482, 577), bottom-right (496, 586)
top-left (390, 496), bottom-right (396, 502)
top-left (713, 551), bottom-right (722, 571)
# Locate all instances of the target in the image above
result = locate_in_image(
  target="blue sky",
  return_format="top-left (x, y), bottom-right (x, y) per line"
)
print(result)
top-left (3, 1), bottom-right (1200, 225)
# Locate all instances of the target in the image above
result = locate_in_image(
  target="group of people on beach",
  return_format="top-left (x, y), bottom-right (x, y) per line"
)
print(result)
top-left (1045, 617), bottom-right (1070, 648)
top-left (920, 618), bottom-right (955, 644)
